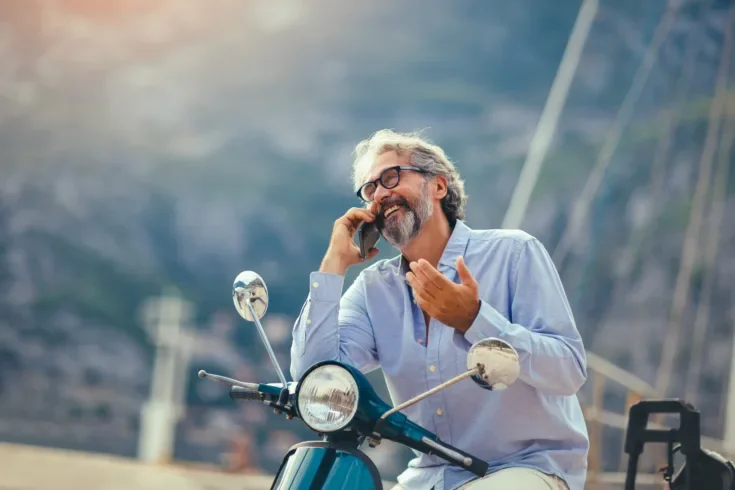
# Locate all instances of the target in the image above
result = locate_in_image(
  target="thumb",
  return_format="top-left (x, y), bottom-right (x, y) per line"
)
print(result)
top-left (456, 256), bottom-right (477, 288)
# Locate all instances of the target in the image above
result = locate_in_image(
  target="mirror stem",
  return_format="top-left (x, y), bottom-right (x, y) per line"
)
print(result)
top-left (247, 300), bottom-right (289, 387)
top-left (380, 367), bottom-right (480, 420)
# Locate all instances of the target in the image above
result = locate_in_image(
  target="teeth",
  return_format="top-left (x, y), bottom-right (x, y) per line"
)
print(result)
top-left (384, 205), bottom-right (400, 217)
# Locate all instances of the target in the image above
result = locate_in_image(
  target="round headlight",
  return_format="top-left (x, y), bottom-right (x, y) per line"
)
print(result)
top-left (296, 364), bottom-right (359, 433)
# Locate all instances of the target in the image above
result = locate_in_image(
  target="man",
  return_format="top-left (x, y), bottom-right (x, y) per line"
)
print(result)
top-left (290, 130), bottom-right (589, 490)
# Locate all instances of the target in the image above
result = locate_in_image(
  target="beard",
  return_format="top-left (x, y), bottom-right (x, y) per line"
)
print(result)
top-left (376, 180), bottom-right (433, 248)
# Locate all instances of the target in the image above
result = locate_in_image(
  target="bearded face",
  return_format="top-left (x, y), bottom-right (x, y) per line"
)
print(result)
top-left (376, 178), bottom-right (434, 248)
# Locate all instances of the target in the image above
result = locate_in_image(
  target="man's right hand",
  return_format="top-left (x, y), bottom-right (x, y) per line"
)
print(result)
top-left (320, 207), bottom-right (380, 276)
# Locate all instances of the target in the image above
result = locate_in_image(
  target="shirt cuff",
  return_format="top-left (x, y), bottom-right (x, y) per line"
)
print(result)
top-left (463, 300), bottom-right (512, 345)
top-left (308, 272), bottom-right (345, 302)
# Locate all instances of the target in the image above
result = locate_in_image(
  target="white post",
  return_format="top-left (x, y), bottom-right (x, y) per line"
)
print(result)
top-left (501, 0), bottom-right (598, 229)
top-left (137, 291), bottom-right (194, 464)
top-left (725, 308), bottom-right (735, 454)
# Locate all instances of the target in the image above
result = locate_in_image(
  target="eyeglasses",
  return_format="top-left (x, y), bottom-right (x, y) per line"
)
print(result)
top-left (356, 166), bottom-right (428, 202)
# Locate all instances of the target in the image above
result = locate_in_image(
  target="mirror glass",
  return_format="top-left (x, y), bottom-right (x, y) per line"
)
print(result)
top-left (232, 270), bottom-right (269, 321)
top-left (466, 338), bottom-right (520, 391)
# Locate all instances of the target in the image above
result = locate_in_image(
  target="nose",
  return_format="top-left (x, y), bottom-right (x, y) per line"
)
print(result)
top-left (373, 183), bottom-right (392, 204)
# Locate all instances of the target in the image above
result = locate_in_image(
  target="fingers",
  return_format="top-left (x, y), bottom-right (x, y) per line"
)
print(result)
top-left (337, 207), bottom-right (376, 234)
top-left (413, 288), bottom-right (435, 315)
top-left (456, 256), bottom-right (478, 289)
top-left (343, 207), bottom-right (376, 228)
top-left (406, 271), bottom-right (437, 300)
top-left (410, 259), bottom-right (450, 290)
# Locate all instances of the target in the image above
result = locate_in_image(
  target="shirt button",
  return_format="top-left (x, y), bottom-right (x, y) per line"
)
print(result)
top-left (429, 365), bottom-right (436, 373)
top-left (417, 339), bottom-right (423, 344)
top-left (436, 408), bottom-right (443, 416)
top-left (413, 299), bottom-right (417, 304)
top-left (306, 319), bottom-right (312, 325)
top-left (312, 282), bottom-right (319, 288)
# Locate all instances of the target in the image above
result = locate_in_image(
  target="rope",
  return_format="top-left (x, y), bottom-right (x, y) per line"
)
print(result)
top-left (551, 0), bottom-right (681, 267)
top-left (654, 3), bottom-right (735, 398)
top-left (650, 1), bottom-right (714, 203)
top-left (684, 93), bottom-right (735, 402)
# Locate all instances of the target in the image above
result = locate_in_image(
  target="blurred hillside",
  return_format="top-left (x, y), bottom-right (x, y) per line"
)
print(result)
top-left (1, 0), bottom-right (734, 482)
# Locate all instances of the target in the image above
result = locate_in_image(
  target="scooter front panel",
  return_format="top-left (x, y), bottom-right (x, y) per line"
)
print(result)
top-left (272, 441), bottom-right (382, 490)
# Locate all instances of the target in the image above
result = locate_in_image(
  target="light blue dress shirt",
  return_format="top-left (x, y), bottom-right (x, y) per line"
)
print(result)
top-left (290, 220), bottom-right (589, 490)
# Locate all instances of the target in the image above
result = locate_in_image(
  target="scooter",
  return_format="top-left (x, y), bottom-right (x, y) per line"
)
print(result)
top-left (197, 270), bottom-right (523, 490)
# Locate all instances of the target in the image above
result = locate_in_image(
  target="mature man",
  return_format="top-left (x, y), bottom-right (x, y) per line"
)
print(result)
top-left (289, 130), bottom-right (589, 490)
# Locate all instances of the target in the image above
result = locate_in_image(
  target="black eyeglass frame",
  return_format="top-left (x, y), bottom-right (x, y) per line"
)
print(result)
top-left (355, 165), bottom-right (429, 202)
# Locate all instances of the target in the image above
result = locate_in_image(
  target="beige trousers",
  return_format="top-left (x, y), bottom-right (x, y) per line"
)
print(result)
top-left (393, 467), bottom-right (569, 490)
top-left (457, 467), bottom-right (569, 490)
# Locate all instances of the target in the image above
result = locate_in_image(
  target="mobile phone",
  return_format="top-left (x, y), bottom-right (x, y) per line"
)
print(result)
top-left (357, 221), bottom-right (381, 260)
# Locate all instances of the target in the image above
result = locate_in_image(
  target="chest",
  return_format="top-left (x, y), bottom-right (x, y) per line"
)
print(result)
top-left (363, 261), bottom-right (513, 376)
top-left (363, 274), bottom-right (463, 377)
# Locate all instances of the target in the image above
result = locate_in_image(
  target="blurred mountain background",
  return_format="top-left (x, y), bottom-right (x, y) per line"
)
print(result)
top-left (0, 0), bottom-right (734, 483)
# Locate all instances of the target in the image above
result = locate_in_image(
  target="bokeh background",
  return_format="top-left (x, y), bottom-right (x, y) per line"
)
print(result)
top-left (1, 0), bottom-right (734, 488)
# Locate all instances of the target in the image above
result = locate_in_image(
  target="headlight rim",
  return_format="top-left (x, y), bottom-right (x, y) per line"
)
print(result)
top-left (295, 361), bottom-right (360, 433)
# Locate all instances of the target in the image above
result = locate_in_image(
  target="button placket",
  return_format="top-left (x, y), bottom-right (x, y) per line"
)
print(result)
top-left (430, 319), bottom-right (452, 443)
top-left (407, 281), bottom-right (426, 346)
top-left (426, 319), bottom-right (443, 427)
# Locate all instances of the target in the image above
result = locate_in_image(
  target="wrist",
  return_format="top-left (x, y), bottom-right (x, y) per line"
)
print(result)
top-left (458, 299), bottom-right (481, 333)
top-left (319, 255), bottom-right (349, 276)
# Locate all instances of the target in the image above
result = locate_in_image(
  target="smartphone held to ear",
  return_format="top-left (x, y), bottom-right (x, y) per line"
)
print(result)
top-left (357, 221), bottom-right (381, 260)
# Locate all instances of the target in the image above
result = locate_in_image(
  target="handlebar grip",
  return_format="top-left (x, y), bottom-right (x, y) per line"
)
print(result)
top-left (230, 386), bottom-right (264, 402)
top-left (422, 437), bottom-right (489, 477)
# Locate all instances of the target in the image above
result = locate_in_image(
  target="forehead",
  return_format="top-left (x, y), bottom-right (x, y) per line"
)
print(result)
top-left (365, 150), bottom-right (410, 181)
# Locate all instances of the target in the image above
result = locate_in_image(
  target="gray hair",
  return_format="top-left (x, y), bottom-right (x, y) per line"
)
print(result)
top-left (351, 129), bottom-right (468, 224)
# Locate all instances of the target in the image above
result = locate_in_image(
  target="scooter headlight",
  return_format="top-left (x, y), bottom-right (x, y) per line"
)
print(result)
top-left (296, 363), bottom-right (359, 433)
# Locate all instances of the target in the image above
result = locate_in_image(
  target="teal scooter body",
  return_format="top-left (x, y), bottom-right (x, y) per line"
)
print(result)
top-left (270, 442), bottom-right (381, 490)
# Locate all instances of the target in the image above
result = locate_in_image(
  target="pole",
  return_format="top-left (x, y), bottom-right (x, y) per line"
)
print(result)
top-left (501, 0), bottom-right (598, 230)
top-left (722, 76), bottom-right (735, 456)
top-left (725, 300), bottom-right (735, 454)
top-left (137, 292), bottom-right (193, 464)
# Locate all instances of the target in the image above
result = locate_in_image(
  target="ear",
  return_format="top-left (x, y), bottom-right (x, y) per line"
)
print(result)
top-left (433, 175), bottom-right (448, 200)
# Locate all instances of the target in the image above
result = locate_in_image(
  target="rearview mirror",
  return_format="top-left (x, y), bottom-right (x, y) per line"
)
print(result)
top-left (232, 271), bottom-right (288, 392)
top-left (466, 338), bottom-right (520, 391)
top-left (233, 270), bottom-right (269, 322)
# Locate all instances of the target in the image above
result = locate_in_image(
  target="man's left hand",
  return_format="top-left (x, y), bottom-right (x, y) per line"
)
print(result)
top-left (406, 256), bottom-right (481, 333)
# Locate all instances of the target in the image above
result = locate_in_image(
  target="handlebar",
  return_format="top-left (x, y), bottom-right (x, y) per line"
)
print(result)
top-left (374, 414), bottom-right (488, 478)
top-left (228, 384), bottom-right (299, 420)
top-left (230, 386), bottom-right (265, 402)
top-left (199, 370), bottom-right (298, 419)
top-left (421, 437), bottom-right (489, 477)
top-left (217, 372), bottom-right (486, 476)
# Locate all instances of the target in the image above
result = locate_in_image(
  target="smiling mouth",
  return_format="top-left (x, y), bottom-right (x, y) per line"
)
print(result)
top-left (384, 205), bottom-right (402, 219)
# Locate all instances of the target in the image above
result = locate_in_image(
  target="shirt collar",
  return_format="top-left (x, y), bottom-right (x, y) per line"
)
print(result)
top-left (396, 220), bottom-right (472, 276)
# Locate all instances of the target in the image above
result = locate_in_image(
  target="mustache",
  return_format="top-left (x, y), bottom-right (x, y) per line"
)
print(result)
top-left (375, 198), bottom-right (410, 229)
top-left (378, 197), bottom-right (409, 216)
